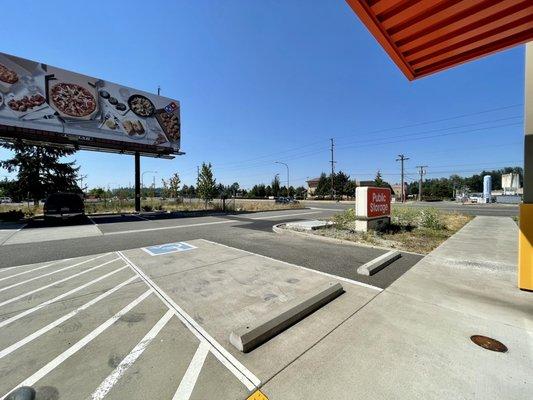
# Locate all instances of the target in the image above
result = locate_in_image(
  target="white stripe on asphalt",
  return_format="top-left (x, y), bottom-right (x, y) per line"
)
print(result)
top-left (117, 251), bottom-right (260, 391)
top-left (0, 275), bottom-right (138, 359)
top-left (173, 341), bottom-right (211, 400)
top-left (1, 290), bottom-right (152, 399)
top-left (246, 211), bottom-right (321, 220)
top-left (200, 239), bottom-right (383, 292)
top-left (308, 206), bottom-right (346, 211)
top-left (0, 265), bottom-right (129, 329)
top-left (0, 260), bottom-right (64, 282)
top-left (0, 253), bottom-right (111, 293)
top-left (0, 258), bottom-right (121, 309)
top-left (106, 220), bottom-right (233, 236)
top-left (91, 309), bottom-right (173, 400)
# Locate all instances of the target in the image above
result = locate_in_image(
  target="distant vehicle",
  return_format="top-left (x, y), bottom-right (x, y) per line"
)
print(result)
top-left (275, 197), bottom-right (299, 204)
top-left (0, 197), bottom-right (12, 203)
top-left (44, 193), bottom-right (85, 220)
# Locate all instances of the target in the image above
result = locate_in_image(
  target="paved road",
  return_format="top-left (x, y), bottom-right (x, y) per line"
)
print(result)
top-left (303, 200), bottom-right (519, 217)
top-left (0, 209), bottom-right (422, 289)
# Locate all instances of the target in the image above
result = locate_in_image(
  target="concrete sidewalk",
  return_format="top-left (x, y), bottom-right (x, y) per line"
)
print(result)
top-left (263, 216), bottom-right (533, 399)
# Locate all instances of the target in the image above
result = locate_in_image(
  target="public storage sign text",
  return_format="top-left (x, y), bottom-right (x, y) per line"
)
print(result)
top-left (367, 187), bottom-right (391, 218)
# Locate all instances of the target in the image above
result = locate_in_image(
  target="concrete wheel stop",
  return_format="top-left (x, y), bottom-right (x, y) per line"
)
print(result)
top-left (357, 250), bottom-right (401, 276)
top-left (230, 282), bottom-right (344, 353)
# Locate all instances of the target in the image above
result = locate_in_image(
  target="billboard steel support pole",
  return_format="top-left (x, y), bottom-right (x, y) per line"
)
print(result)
top-left (519, 43), bottom-right (533, 291)
top-left (135, 152), bottom-right (141, 212)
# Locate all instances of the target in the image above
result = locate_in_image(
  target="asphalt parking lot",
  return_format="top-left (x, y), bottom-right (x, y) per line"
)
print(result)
top-left (0, 239), bottom-right (382, 400)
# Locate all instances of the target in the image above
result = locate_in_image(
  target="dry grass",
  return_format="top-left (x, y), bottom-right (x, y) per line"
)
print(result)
top-left (307, 207), bottom-right (473, 254)
top-left (0, 198), bottom-right (303, 219)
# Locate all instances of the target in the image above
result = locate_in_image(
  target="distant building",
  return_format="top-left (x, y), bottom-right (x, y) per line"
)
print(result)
top-left (501, 173), bottom-right (521, 195)
top-left (391, 183), bottom-right (408, 201)
top-left (306, 177), bottom-right (321, 197)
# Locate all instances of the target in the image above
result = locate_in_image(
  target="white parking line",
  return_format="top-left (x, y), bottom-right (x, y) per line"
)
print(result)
top-left (106, 220), bottom-right (233, 236)
top-left (0, 265), bottom-right (129, 329)
top-left (1, 290), bottom-right (153, 399)
top-left (0, 257), bottom-right (121, 309)
top-left (117, 251), bottom-right (260, 391)
top-left (0, 253), bottom-right (111, 293)
top-left (173, 341), bottom-right (211, 400)
top-left (0, 275), bottom-right (138, 359)
top-left (91, 309), bottom-right (174, 400)
top-left (0, 260), bottom-right (64, 283)
top-left (246, 211), bottom-right (321, 220)
top-left (200, 239), bottom-right (383, 292)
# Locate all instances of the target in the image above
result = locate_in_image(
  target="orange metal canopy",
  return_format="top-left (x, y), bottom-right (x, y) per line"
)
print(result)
top-left (345, 0), bottom-right (533, 80)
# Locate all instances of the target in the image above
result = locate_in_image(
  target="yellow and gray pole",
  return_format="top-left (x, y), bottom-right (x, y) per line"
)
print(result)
top-left (519, 42), bottom-right (533, 291)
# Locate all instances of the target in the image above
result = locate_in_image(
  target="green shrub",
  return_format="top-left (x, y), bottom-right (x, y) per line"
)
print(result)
top-left (418, 208), bottom-right (445, 230)
top-left (392, 207), bottom-right (418, 228)
top-left (332, 208), bottom-right (356, 229)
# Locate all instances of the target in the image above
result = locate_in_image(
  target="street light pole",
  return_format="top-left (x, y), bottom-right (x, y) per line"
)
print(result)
top-left (141, 170), bottom-right (158, 197)
top-left (275, 161), bottom-right (289, 197)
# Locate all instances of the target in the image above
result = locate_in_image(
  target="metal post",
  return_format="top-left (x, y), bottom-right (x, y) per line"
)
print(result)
top-left (519, 42), bottom-right (533, 290)
top-left (275, 161), bottom-right (289, 197)
top-left (134, 152), bottom-right (140, 212)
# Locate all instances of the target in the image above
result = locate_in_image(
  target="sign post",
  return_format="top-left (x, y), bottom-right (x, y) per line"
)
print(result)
top-left (354, 186), bottom-right (391, 232)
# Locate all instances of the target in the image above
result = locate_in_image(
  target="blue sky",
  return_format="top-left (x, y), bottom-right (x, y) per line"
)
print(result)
top-left (0, 0), bottom-right (525, 189)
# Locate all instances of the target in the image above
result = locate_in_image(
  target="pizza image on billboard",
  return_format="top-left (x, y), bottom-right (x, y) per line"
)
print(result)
top-left (0, 51), bottom-right (181, 156)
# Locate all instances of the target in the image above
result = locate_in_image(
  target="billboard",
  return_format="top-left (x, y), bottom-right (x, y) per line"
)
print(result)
top-left (0, 52), bottom-right (181, 156)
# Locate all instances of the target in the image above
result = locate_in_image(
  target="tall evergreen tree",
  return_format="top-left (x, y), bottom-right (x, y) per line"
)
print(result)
top-left (271, 175), bottom-right (281, 197)
top-left (375, 170), bottom-right (384, 187)
top-left (197, 162), bottom-right (217, 207)
top-left (0, 143), bottom-right (80, 204)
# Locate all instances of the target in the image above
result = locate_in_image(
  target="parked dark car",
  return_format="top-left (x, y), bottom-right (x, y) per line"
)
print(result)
top-left (44, 193), bottom-right (85, 220)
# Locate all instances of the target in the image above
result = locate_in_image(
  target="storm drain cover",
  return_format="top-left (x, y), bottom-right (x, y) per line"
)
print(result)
top-left (470, 335), bottom-right (508, 353)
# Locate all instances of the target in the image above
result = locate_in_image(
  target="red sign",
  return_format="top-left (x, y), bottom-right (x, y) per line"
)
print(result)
top-left (367, 187), bottom-right (391, 217)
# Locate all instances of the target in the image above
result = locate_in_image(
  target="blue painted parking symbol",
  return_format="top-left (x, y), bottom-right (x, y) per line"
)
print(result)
top-left (142, 242), bottom-right (196, 256)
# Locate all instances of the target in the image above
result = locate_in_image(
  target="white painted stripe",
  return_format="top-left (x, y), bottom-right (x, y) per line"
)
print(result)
top-left (246, 211), bottom-right (321, 220)
top-left (172, 341), bottom-right (210, 400)
top-left (91, 309), bottom-right (173, 400)
top-left (0, 265), bottom-right (129, 329)
top-left (200, 239), bottom-right (383, 292)
top-left (0, 258), bottom-right (120, 309)
top-left (1, 290), bottom-right (152, 399)
top-left (0, 260), bottom-right (64, 283)
top-left (106, 220), bottom-right (233, 236)
top-left (308, 206), bottom-right (345, 211)
top-left (0, 256), bottom-right (76, 275)
top-left (0, 253), bottom-right (111, 293)
top-left (117, 251), bottom-right (260, 391)
top-left (0, 275), bottom-right (138, 359)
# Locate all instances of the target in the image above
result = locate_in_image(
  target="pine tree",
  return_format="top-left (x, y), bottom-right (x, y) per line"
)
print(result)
top-left (271, 175), bottom-right (281, 197)
top-left (0, 142), bottom-right (80, 204)
top-left (197, 162), bottom-right (217, 207)
top-left (375, 170), bottom-right (384, 187)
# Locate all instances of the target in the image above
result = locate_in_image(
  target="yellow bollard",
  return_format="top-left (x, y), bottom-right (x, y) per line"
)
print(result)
top-left (519, 203), bottom-right (533, 291)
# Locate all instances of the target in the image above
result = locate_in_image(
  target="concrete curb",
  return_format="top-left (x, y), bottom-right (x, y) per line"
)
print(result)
top-left (357, 250), bottom-right (401, 276)
top-left (229, 282), bottom-right (344, 353)
top-left (272, 223), bottom-right (424, 256)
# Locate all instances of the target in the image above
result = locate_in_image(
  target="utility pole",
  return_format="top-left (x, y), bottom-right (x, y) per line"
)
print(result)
top-left (330, 138), bottom-right (336, 200)
top-left (77, 174), bottom-right (88, 193)
top-left (396, 154), bottom-right (409, 202)
top-left (416, 165), bottom-right (428, 201)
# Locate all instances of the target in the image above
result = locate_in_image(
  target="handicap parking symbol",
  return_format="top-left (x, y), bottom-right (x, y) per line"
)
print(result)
top-left (142, 242), bottom-right (197, 256)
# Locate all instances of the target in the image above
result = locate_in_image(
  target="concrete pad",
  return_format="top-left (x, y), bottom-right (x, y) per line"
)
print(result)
top-left (3, 224), bottom-right (102, 245)
top-left (357, 250), bottom-right (401, 276)
top-left (262, 290), bottom-right (533, 400)
top-left (121, 239), bottom-right (380, 382)
top-left (387, 216), bottom-right (533, 331)
top-left (285, 220), bottom-right (330, 231)
top-left (230, 282), bottom-right (344, 352)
